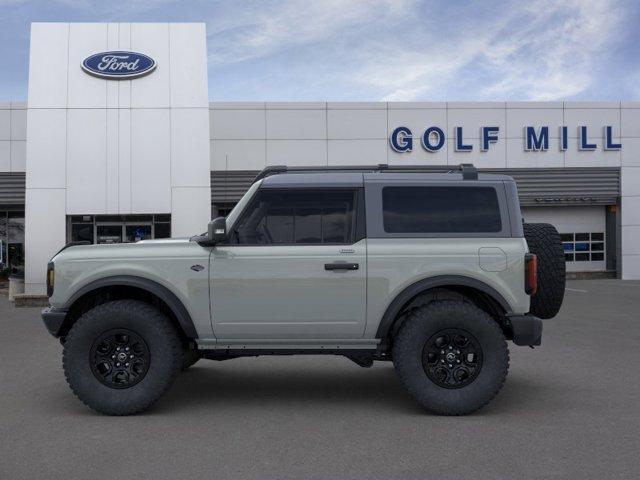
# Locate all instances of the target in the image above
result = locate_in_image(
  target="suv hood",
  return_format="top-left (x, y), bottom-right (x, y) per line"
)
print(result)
top-left (52, 238), bottom-right (197, 262)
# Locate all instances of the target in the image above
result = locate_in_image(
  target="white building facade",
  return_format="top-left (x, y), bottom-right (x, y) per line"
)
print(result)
top-left (0, 23), bottom-right (639, 293)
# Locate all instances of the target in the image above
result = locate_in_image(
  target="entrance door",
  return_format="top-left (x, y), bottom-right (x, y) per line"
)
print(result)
top-left (210, 188), bottom-right (367, 339)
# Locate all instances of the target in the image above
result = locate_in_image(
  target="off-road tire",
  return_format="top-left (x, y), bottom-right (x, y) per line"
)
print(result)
top-left (393, 300), bottom-right (509, 415)
top-left (63, 300), bottom-right (183, 415)
top-left (523, 222), bottom-right (566, 319)
top-left (181, 348), bottom-right (201, 371)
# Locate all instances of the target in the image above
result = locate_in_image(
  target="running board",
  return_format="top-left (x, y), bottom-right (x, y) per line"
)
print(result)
top-left (196, 338), bottom-right (380, 351)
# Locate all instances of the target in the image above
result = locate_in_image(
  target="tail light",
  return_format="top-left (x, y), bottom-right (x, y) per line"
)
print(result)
top-left (524, 254), bottom-right (537, 295)
top-left (46, 262), bottom-right (55, 297)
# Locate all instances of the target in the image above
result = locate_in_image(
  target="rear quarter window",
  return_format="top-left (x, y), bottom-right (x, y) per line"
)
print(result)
top-left (382, 186), bottom-right (502, 233)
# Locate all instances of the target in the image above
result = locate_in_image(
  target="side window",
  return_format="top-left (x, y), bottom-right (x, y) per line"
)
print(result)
top-left (382, 186), bottom-right (502, 233)
top-left (233, 189), bottom-right (356, 245)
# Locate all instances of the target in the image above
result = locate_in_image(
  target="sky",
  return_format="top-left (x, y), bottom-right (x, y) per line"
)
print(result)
top-left (0, 0), bottom-right (638, 102)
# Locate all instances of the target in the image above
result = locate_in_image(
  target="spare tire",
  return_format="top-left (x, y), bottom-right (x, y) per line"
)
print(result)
top-left (523, 223), bottom-right (566, 319)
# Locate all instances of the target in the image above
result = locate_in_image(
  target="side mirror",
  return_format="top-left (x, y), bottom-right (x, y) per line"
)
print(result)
top-left (207, 217), bottom-right (227, 244)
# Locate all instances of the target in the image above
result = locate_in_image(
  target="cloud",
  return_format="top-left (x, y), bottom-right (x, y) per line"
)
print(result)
top-left (207, 0), bottom-right (412, 65)
top-left (204, 0), bottom-right (628, 101)
top-left (373, 0), bottom-right (625, 101)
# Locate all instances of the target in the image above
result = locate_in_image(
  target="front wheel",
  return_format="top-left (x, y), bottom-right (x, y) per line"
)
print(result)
top-left (393, 300), bottom-right (509, 415)
top-left (62, 300), bottom-right (183, 415)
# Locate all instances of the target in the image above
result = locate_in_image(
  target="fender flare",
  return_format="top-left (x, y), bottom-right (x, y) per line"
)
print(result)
top-left (375, 275), bottom-right (512, 340)
top-left (64, 275), bottom-right (198, 338)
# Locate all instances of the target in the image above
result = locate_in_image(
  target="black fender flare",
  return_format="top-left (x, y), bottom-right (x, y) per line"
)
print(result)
top-left (375, 275), bottom-right (512, 340)
top-left (64, 275), bottom-right (198, 338)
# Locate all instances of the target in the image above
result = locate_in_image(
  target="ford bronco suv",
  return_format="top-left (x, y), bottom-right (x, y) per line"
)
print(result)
top-left (42, 164), bottom-right (565, 416)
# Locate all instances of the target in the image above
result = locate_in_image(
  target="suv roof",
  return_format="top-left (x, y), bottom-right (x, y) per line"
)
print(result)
top-left (257, 164), bottom-right (515, 188)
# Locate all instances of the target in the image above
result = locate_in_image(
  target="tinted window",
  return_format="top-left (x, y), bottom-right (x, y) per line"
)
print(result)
top-left (382, 186), bottom-right (502, 233)
top-left (233, 189), bottom-right (356, 245)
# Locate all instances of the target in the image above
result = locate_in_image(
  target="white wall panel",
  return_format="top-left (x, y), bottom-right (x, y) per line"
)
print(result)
top-left (118, 109), bottom-right (132, 212)
top-left (24, 188), bottom-right (66, 294)
top-left (563, 107), bottom-right (620, 138)
top-left (447, 108), bottom-right (506, 139)
top-left (11, 141), bottom-right (26, 172)
top-left (67, 23), bottom-right (108, 109)
top-left (117, 23), bottom-right (132, 109)
top-left (622, 196), bottom-right (640, 226)
top-left (621, 254), bottom-right (640, 280)
top-left (106, 23), bottom-right (119, 109)
top-left (0, 142), bottom-right (9, 171)
top-left (10, 109), bottom-right (26, 140)
top-left (26, 109), bottom-right (66, 188)
top-left (328, 139), bottom-right (387, 165)
top-left (27, 23), bottom-right (68, 108)
top-left (328, 109), bottom-right (387, 139)
top-left (266, 109), bottom-right (326, 139)
top-left (131, 23), bottom-right (170, 108)
top-left (171, 186), bottom-right (211, 237)
top-left (211, 140), bottom-right (265, 170)
top-left (506, 108), bottom-right (563, 139)
top-left (621, 167), bottom-right (640, 196)
top-left (66, 109), bottom-right (107, 214)
top-left (170, 23), bottom-right (208, 108)
top-left (171, 108), bottom-right (210, 187)
top-left (564, 146), bottom-right (621, 168)
top-left (621, 226), bottom-right (640, 255)
top-left (621, 108), bottom-right (640, 138)
top-left (387, 108), bottom-right (447, 138)
top-left (210, 109), bottom-right (265, 139)
top-left (130, 108), bottom-right (171, 212)
top-left (506, 138), bottom-right (564, 168)
top-left (621, 138), bottom-right (640, 166)
top-left (0, 110), bottom-right (9, 140)
top-left (448, 138), bottom-right (507, 168)
top-left (106, 109), bottom-right (119, 213)
top-left (266, 140), bottom-right (327, 166)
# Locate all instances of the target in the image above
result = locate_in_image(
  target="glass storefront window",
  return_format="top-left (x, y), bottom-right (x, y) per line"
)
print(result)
top-left (125, 225), bottom-right (152, 242)
top-left (67, 215), bottom-right (171, 245)
top-left (0, 211), bottom-right (25, 273)
top-left (97, 225), bottom-right (123, 244)
top-left (71, 223), bottom-right (94, 243)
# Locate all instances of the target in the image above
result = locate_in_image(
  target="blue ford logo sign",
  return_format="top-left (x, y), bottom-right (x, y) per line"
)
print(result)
top-left (82, 51), bottom-right (156, 79)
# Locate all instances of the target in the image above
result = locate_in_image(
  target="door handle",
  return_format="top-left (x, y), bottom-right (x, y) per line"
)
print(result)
top-left (325, 262), bottom-right (359, 271)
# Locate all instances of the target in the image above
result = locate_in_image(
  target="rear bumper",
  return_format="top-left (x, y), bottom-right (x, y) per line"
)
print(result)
top-left (508, 314), bottom-right (543, 346)
top-left (41, 307), bottom-right (68, 338)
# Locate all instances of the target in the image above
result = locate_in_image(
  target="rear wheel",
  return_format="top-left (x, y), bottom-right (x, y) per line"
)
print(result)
top-left (63, 300), bottom-right (183, 415)
top-left (393, 300), bottom-right (509, 415)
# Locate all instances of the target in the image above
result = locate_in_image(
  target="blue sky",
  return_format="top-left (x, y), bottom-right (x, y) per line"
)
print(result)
top-left (0, 0), bottom-right (638, 102)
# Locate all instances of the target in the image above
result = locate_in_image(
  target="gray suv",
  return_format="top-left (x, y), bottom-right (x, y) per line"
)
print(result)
top-left (42, 164), bottom-right (565, 415)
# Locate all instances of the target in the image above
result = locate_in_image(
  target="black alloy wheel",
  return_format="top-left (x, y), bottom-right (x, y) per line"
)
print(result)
top-left (90, 329), bottom-right (150, 389)
top-left (422, 328), bottom-right (483, 389)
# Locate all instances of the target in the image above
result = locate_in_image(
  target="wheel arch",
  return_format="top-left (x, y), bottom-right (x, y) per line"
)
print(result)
top-left (375, 275), bottom-right (512, 346)
top-left (60, 275), bottom-right (198, 340)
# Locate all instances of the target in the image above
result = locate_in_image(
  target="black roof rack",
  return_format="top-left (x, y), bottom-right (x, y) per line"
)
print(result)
top-left (253, 163), bottom-right (478, 182)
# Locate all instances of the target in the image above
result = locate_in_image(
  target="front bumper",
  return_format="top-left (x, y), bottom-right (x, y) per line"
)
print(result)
top-left (508, 314), bottom-right (543, 346)
top-left (41, 307), bottom-right (68, 338)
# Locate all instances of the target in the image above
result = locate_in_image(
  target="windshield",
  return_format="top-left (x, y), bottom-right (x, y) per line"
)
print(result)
top-left (225, 179), bottom-right (262, 231)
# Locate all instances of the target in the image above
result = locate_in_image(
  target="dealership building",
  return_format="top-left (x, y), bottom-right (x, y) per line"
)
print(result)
top-left (1, 22), bottom-right (640, 294)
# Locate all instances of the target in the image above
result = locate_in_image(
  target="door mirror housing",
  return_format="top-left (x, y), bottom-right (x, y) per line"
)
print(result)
top-left (193, 217), bottom-right (227, 247)
top-left (207, 217), bottom-right (228, 244)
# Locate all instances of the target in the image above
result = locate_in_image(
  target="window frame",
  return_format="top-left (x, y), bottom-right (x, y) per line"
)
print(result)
top-left (364, 180), bottom-right (512, 239)
top-left (225, 187), bottom-right (363, 247)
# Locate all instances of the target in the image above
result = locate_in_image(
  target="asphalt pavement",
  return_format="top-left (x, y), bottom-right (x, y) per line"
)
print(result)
top-left (1, 279), bottom-right (639, 479)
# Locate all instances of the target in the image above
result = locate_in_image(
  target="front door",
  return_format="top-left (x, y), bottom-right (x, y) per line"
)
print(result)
top-left (210, 188), bottom-right (367, 339)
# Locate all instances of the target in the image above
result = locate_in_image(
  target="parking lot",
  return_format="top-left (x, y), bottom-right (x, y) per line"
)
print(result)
top-left (1, 279), bottom-right (639, 479)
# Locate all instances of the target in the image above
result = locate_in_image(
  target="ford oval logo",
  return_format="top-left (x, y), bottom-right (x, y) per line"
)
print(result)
top-left (82, 51), bottom-right (156, 79)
